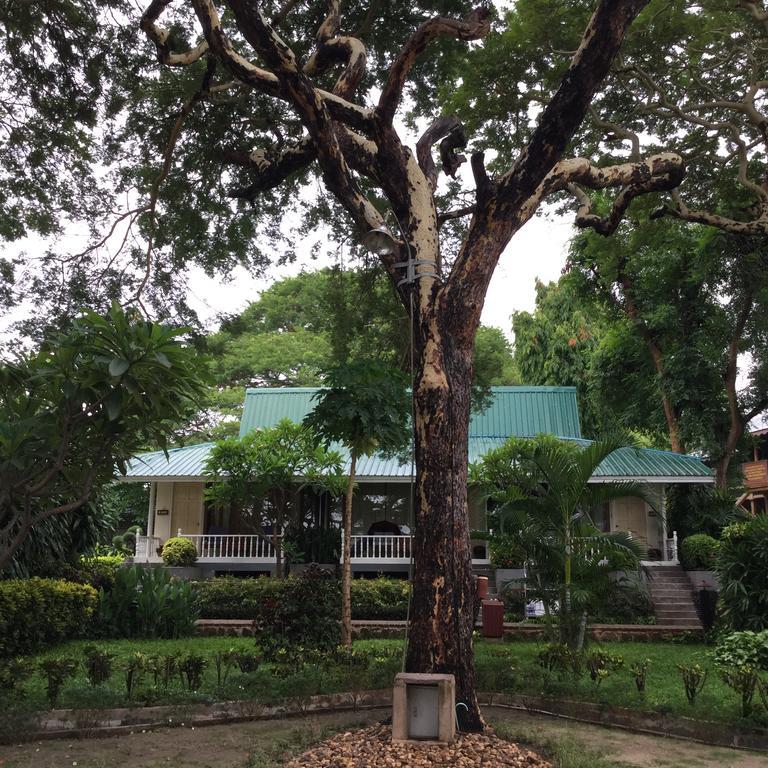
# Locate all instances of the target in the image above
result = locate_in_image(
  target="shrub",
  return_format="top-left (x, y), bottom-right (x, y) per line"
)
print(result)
top-left (193, 573), bottom-right (340, 649)
top-left (630, 659), bottom-right (651, 693)
top-left (592, 581), bottom-right (654, 625)
top-left (83, 645), bottom-right (114, 686)
top-left (499, 582), bottom-right (527, 621)
top-left (145, 653), bottom-right (178, 688)
top-left (39, 657), bottom-right (78, 708)
top-left (713, 630), bottom-right (768, 671)
top-left (234, 649), bottom-right (262, 673)
top-left (488, 534), bottom-right (525, 569)
top-left (0, 657), bottom-right (34, 694)
top-left (95, 565), bottom-right (198, 639)
top-left (123, 652), bottom-right (145, 699)
top-left (677, 663), bottom-right (707, 704)
top-left (537, 644), bottom-right (582, 677)
top-left (350, 578), bottom-right (410, 620)
top-left (585, 650), bottom-right (623, 685)
top-left (161, 537), bottom-right (198, 567)
top-left (716, 516), bottom-right (768, 630)
top-left (0, 578), bottom-right (97, 656)
top-left (680, 534), bottom-right (719, 571)
top-left (178, 653), bottom-right (206, 690)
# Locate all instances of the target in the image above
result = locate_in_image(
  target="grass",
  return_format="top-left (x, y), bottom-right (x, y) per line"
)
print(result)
top-left (493, 719), bottom-right (634, 768)
top-left (2, 636), bottom-right (766, 732)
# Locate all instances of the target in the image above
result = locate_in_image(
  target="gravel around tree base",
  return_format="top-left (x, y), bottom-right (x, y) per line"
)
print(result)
top-left (285, 723), bottom-right (552, 767)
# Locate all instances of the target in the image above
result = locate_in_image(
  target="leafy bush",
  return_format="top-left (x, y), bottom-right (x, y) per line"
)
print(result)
top-left (161, 537), bottom-right (198, 567)
top-left (488, 534), bottom-right (525, 568)
top-left (630, 659), bottom-right (651, 693)
top-left (0, 657), bottom-right (34, 694)
top-left (713, 630), bottom-right (768, 671)
top-left (680, 534), bottom-right (719, 571)
top-left (95, 565), bottom-right (198, 638)
top-left (0, 578), bottom-right (97, 656)
top-left (350, 578), bottom-right (410, 620)
top-left (194, 573), bottom-right (340, 649)
top-left (83, 645), bottom-right (114, 686)
top-left (586, 650), bottom-right (624, 685)
top-left (591, 581), bottom-right (654, 625)
top-left (42, 555), bottom-right (126, 591)
top-left (719, 665), bottom-right (759, 718)
top-left (178, 652), bottom-right (207, 690)
top-left (677, 663), bottom-right (707, 704)
top-left (537, 644), bottom-right (582, 677)
top-left (39, 657), bottom-right (78, 708)
top-left (716, 516), bottom-right (768, 630)
top-left (499, 583), bottom-right (527, 621)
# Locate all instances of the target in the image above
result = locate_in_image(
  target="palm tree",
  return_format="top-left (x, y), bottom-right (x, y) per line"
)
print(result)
top-left (475, 433), bottom-right (649, 649)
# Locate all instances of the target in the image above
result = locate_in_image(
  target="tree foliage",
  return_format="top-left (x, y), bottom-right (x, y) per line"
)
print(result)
top-left (472, 433), bottom-right (646, 648)
top-left (204, 419), bottom-right (346, 575)
top-left (0, 304), bottom-right (207, 570)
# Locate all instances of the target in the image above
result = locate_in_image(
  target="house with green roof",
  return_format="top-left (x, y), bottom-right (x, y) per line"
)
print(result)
top-left (123, 386), bottom-right (713, 575)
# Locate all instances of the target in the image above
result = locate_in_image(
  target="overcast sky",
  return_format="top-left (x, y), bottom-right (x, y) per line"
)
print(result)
top-left (184, 208), bottom-right (574, 340)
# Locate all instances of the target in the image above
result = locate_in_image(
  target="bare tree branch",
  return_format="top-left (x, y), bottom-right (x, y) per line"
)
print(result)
top-left (416, 116), bottom-right (466, 191)
top-left (377, 7), bottom-right (491, 125)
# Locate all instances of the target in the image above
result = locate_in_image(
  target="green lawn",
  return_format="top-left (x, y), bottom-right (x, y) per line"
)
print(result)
top-left (2, 636), bottom-right (766, 732)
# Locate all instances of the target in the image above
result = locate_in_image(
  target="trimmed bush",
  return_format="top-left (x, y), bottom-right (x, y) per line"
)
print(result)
top-left (0, 578), bottom-right (97, 656)
top-left (680, 534), bottom-right (719, 571)
top-left (351, 578), bottom-right (410, 620)
top-left (716, 517), bottom-right (768, 630)
top-left (194, 574), bottom-right (341, 649)
top-left (161, 537), bottom-right (198, 567)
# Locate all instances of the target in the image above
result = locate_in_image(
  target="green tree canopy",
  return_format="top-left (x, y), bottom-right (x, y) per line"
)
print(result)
top-left (204, 418), bottom-right (346, 576)
top-left (0, 304), bottom-right (208, 570)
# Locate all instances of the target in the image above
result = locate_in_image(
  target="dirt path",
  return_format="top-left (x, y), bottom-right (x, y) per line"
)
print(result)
top-left (0, 707), bottom-right (764, 768)
top-left (486, 708), bottom-right (767, 768)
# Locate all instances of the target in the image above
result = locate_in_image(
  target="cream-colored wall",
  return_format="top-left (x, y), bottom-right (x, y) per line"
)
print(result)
top-left (153, 482), bottom-right (174, 541)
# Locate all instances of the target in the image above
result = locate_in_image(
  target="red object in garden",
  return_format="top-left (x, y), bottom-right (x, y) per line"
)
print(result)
top-left (481, 599), bottom-right (504, 638)
top-left (475, 575), bottom-right (489, 600)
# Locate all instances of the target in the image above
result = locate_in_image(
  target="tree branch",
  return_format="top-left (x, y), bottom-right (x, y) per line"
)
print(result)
top-left (416, 116), bottom-right (466, 191)
top-left (652, 190), bottom-right (768, 235)
top-left (377, 7), bottom-right (491, 125)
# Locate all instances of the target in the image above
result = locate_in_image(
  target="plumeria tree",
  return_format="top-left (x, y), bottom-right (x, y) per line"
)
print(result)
top-left (0, 304), bottom-right (207, 570)
top-left (204, 419), bottom-right (347, 577)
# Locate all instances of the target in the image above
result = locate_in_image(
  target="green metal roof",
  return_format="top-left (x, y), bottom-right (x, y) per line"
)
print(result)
top-left (120, 387), bottom-right (712, 483)
top-left (239, 385), bottom-right (582, 439)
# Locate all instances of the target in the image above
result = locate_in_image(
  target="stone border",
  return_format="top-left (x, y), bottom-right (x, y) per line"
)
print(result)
top-left (196, 619), bottom-right (702, 641)
top-left (480, 694), bottom-right (768, 752)
top-left (7, 690), bottom-right (768, 752)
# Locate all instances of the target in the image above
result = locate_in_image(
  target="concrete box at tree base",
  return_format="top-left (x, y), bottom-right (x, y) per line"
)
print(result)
top-left (392, 673), bottom-right (455, 745)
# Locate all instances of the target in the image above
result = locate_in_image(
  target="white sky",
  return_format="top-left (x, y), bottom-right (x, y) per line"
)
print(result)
top-left (183, 209), bottom-right (574, 339)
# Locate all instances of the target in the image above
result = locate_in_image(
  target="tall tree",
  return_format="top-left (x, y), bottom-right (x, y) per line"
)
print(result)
top-left (305, 360), bottom-right (411, 645)
top-left (512, 276), bottom-right (609, 438)
top-left (570, 218), bottom-right (768, 486)
top-left (137, 0), bottom-right (706, 728)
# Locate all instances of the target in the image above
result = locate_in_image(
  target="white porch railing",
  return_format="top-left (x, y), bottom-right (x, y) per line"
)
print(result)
top-left (341, 532), bottom-right (491, 565)
top-left (134, 535), bottom-right (163, 563)
top-left (665, 530), bottom-right (679, 563)
top-left (182, 534), bottom-right (280, 563)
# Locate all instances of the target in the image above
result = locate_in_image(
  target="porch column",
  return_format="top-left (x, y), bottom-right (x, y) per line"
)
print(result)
top-left (146, 482), bottom-right (157, 538)
top-left (658, 484), bottom-right (668, 561)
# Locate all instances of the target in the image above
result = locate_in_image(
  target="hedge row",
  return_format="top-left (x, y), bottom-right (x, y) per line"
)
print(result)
top-left (193, 576), bottom-right (410, 621)
top-left (0, 578), bottom-right (98, 656)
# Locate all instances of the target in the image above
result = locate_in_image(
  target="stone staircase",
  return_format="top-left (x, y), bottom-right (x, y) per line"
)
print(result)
top-left (646, 565), bottom-right (702, 628)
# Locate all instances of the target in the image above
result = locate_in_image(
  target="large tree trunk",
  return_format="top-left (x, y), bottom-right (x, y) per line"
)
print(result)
top-left (405, 310), bottom-right (482, 731)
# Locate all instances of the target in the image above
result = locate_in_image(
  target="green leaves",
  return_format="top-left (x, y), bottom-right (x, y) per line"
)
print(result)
top-left (1, 303), bottom-right (209, 571)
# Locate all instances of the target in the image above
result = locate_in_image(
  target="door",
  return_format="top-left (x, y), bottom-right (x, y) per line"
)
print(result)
top-left (610, 497), bottom-right (648, 545)
top-left (171, 482), bottom-right (204, 536)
